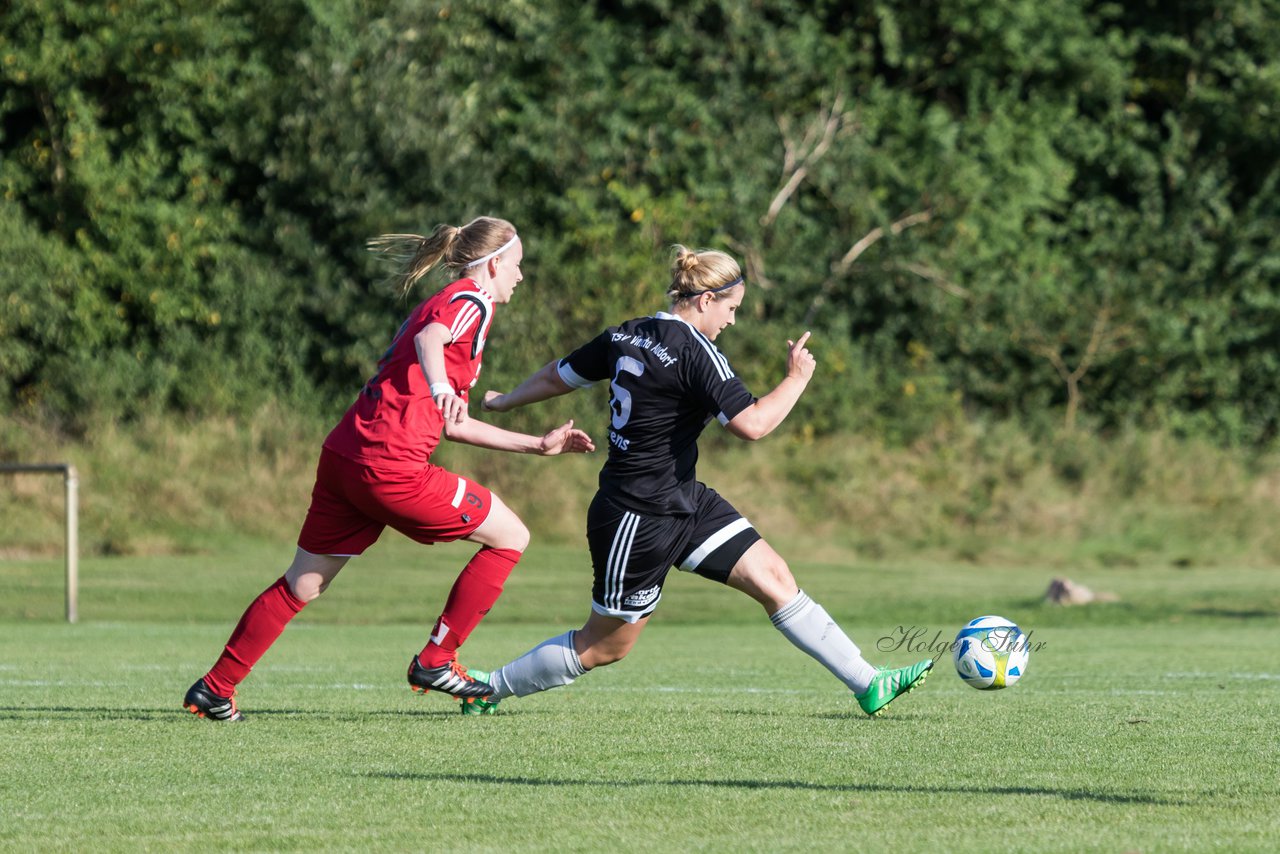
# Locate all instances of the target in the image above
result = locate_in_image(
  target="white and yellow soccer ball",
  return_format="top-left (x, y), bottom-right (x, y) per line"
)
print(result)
top-left (953, 615), bottom-right (1029, 690)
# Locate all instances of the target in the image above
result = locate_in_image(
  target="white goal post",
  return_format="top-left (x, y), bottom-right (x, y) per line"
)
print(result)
top-left (1, 463), bottom-right (79, 623)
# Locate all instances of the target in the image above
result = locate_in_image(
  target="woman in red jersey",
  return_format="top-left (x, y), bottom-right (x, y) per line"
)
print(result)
top-left (183, 216), bottom-right (594, 722)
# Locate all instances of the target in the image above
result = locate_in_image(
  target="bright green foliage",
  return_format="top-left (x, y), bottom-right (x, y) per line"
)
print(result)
top-left (1, 0), bottom-right (317, 426)
top-left (3, 0), bottom-right (1280, 443)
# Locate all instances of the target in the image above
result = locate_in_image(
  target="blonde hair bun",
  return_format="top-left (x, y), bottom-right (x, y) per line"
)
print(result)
top-left (667, 245), bottom-right (742, 302)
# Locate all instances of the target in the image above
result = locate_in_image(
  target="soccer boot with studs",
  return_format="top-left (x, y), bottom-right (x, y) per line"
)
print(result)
top-left (407, 656), bottom-right (495, 699)
top-left (183, 678), bottom-right (244, 722)
top-left (855, 658), bottom-right (934, 717)
top-left (457, 668), bottom-right (501, 715)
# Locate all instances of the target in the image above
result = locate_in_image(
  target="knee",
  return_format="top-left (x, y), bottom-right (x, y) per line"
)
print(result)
top-left (747, 553), bottom-right (795, 591)
top-left (769, 556), bottom-right (796, 589)
top-left (577, 630), bottom-right (637, 669)
top-left (733, 554), bottom-right (798, 613)
top-left (507, 519), bottom-right (530, 553)
top-left (486, 520), bottom-right (529, 553)
top-left (287, 575), bottom-right (325, 603)
top-left (486, 502), bottom-right (530, 552)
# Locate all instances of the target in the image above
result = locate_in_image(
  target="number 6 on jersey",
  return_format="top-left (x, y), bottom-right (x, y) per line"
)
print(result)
top-left (609, 356), bottom-right (645, 430)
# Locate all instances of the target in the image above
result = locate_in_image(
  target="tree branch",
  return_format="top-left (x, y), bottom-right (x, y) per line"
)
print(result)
top-left (1022, 302), bottom-right (1132, 431)
top-left (761, 91), bottom-right (845, 228)
top-left (833, 210), bottom-right (933, 276)
top-left (725, 237), bottom-right (773, 291)
top-left (36, 90), bottom-right (67, 187)
top-left (898, 261), bottom-right (970, 300)
top-left (802, 209), bottom-right (933, 324)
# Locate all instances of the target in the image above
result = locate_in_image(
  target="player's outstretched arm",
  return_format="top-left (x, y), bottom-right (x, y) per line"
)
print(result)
top-left (482, 360), bottom-right (575, 413)
top-left (444, 416), bottom-right (595, 455)
top-left (537, 419), bottom-right (596, 455)
top-left (724, 331), bottom-right (816, 442)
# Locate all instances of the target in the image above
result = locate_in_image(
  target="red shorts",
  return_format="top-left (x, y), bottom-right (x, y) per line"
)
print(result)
top-left (296, 447), bottom-right (493, 556)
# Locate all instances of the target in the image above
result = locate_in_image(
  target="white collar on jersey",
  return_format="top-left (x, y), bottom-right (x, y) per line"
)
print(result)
top-left (655, 311), bottom-right (714, 340)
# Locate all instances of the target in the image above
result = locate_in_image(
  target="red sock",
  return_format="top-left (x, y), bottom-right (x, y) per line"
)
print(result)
top-left (204, 575), bottom-right (306, 697)
top-left (419, 547), bottom-right (521, 668)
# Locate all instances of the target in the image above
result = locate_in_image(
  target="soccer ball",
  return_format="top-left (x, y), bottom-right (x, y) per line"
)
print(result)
top-left (952, 615), bottom-right (1029, 690)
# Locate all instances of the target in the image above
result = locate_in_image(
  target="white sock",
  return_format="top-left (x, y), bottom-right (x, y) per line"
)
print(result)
top-left (770, 590), bottom-right (878, 695)
top-left (488, 630), bottom-right (587, 700)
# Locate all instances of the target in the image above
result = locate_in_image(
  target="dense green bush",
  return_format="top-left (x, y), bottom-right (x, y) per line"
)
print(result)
top-left (3, 0), bottom-right (1279, 444)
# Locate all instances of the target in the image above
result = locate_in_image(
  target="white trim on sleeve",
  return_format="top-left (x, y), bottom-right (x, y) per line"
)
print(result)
top-left (557, 360), bottom-right (595, 389)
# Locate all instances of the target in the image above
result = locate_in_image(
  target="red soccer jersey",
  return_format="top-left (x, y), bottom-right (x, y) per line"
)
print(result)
top-left (323, 278), bottom-right (496, 470)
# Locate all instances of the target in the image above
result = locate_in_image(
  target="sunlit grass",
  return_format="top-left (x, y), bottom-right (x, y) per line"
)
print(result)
top-left (2, 542), bottom-right (1278, 851)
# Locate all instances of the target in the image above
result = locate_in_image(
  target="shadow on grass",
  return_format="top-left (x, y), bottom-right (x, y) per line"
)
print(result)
top-left (713, 708), bottom-right (935, 722)
top-left (0, 704), bottom-right (937, 724)
top-left (362, 771), bottom-right (1187, 805)
top-left (1188, 607), bottom-right (1279, 619)
top-left (0, 706), bottom-right (459, 721)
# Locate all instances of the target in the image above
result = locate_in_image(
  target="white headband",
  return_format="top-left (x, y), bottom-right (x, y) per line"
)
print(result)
top-left (463, 234), bottom-right (520, 270)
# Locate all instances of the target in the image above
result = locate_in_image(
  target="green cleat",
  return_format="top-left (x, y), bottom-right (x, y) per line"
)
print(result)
top-left (855, 659), bottom-right (934, 717)
top-left (458, 668), bottom-right (500, 716)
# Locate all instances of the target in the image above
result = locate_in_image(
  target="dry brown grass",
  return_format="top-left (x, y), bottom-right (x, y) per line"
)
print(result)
top-left (3, 411), bottom-right (1279, 567)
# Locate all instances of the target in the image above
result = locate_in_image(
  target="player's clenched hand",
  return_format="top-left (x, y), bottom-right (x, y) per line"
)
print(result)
top-left (434, 391), bottom-right (468, 425)
top-left (538, 419), bottom-right (596, 456)
top-left (481, 390), bottom-right (508, 413)
top-left (786, 331), bottom-right (816, 381)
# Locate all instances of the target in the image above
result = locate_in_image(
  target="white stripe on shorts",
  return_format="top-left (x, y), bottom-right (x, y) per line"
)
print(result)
top-left (679, 517), bottom-right (752, 572)
top-left (451, 477), bottom-right (467, 508)
top-left (605, 512), bottom-right (640, 610)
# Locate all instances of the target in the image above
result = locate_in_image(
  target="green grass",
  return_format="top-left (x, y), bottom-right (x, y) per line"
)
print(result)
top-left (2, 538), bottom-right (1279, 852)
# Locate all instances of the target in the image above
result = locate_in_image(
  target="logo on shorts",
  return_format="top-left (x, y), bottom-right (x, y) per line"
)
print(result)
top-left (624, 585), bottom-right (661, 608)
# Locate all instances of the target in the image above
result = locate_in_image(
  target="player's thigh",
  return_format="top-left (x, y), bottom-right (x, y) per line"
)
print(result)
top-left (354, 466), bottom-right (496, 545)
top-left (724, 539), bottom-right (799, 612)
top-left (675, 484), bottom-right (763, 584)
top-left (296, 448), bottom-right (387, 558)
top-left (465, 491), bottom-right (529, 551)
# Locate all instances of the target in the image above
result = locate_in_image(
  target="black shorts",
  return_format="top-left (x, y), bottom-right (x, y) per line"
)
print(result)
top-left (585, 483), bottom-right (762, 623)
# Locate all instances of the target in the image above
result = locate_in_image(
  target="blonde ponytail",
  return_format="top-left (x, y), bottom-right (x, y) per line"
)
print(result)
top-left (368, 216), bottom-right (517, 298)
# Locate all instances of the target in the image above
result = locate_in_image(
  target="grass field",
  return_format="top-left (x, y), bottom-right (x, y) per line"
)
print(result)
top-left (2, 536), bottom-right (1278, 852)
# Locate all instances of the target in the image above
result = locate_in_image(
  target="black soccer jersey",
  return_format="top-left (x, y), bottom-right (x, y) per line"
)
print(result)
top-left (557, 311), bottom-right (756, 515)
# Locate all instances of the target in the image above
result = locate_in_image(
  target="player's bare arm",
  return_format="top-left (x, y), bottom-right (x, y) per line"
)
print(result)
top-left (724, 331), bottom-right (816, 441)
top-left (415, 322), bottom-right (467, 425)
top-left (482, 359), bottom-right (575, 413)
top-left (444, 415), bottom-right (594, 455)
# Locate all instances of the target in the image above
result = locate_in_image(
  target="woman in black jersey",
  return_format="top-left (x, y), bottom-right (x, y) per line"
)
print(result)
top-left (472, 246), bottom-right (932, 717)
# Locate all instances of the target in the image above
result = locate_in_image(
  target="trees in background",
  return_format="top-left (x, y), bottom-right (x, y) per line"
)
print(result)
top-left (3, 0), bottom-right (1278, 444)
